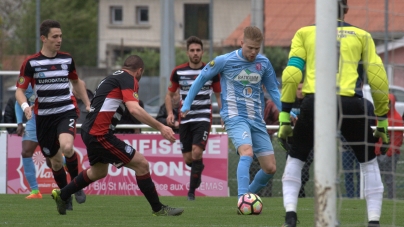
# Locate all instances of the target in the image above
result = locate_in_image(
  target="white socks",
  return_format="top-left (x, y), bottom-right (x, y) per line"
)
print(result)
top-left (282, 156), bottom-right (305, 212)
top-left (360, 157), bottom-right (384, 222)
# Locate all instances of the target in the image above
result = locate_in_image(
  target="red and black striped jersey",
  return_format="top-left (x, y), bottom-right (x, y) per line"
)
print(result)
top-left (16, 51), bottom-right (79, 116)
top-left (168, 62), bottom-right (221, 124)
top-left (81, 69), bottom-right (140, 135)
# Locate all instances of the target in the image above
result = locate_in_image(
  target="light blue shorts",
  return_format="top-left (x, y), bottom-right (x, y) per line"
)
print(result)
top-left (22, 119), bottom-right (38, 142)
top-left (225, 116), bottom-right (274, 156)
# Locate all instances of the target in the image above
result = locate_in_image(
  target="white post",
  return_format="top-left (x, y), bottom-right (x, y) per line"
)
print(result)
top-left (251, 0), bottom-right (264, 54)
top-left (160, 0), bottom-right (175, 106)
top-left (315, 0), bottom-right (337, 226)
top-left (0, 132), bottom-right (7, 194)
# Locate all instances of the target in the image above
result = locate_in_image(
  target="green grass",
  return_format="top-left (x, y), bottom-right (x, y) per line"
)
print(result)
top-left (0, 195), bottom-right (403, 226)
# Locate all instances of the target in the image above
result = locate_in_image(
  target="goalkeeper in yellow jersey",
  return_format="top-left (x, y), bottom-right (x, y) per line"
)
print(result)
top-left (278, 1), bottom-right (389, 227)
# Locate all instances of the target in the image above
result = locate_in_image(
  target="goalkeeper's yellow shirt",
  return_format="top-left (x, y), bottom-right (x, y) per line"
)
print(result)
top-left (281, 20), bottom-right (389, 117)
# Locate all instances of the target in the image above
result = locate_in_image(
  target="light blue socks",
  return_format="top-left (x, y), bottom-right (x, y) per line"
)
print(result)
top-left (23, 157), bottom-right (39, 190)
top-left (248, 169), bottom-right (273, 194)
top-left (237, 156), bottom-right (253, 199)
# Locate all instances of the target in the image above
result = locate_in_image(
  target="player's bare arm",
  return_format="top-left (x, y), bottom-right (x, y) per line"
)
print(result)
top-left (165, 91), bottom-right (176, 126)
top-left (71, 79), bottom-right (91, 111)
top-left (126, 100), bottom-right (176, 143)
top-left (214, 92), bottom-right (224, 127)
top-left (15, 87), bottom-right (32, 120)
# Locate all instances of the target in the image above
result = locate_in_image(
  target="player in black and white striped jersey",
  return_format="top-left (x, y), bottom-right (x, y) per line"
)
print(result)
top-left (15, 19), bottom-right (90, 210)
top-left (165, 36), bottom-right (221, 201)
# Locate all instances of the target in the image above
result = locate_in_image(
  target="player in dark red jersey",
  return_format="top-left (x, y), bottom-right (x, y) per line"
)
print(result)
top-left (15, 19), bottom-right (90, 209)
top-left (51, 55), bottom-right (184, 216)
top-left (165, 36), bottom-right (221, 201)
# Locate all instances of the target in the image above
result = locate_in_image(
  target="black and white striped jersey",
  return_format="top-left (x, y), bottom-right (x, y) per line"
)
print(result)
top-left (168, 62), bottom-right (221, 124)
top-left (17, 51), bottom-right (79, 116)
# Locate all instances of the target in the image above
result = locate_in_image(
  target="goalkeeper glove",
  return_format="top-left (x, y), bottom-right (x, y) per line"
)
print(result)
top-left (278, 111), bottom-right (293, 152)
top-left (373, 119), bottom-right (390, 155)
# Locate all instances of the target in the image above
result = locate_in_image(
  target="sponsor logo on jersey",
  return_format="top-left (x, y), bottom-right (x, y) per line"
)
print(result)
top-left (50, 65), bottom-right (57, 70)
top-left (18, 77), bottom-right (25, 85)
top-left (35, 67), bottom-right (48, 72)
top-left (234, 69), bottom-right (261, 85)
top-left (37, 77), bottom-right (69, 84)
top-left (179, 80), bottom-right (188, 85)
top-left (209, 60), bottom-right (215, 67)
top-left (232, 65), bottom-right (242, 69)
top-left (243, 86), bottom-right (253, 98)
top-left (113, 70), bottom-right (124, 75)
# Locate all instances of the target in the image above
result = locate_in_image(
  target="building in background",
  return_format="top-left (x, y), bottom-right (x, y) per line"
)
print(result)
top-left (97, 0), bottom-right (250, 69)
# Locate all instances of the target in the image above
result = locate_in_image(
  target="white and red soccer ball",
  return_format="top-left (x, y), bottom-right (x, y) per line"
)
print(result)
top-left (237, 193), bottom-right (263, 215)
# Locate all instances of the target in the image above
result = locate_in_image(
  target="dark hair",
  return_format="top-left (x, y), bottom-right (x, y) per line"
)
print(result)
top-left (186, 36), bottom-right (203, 50)
top-left (40, 19), bottom-right (61, 37)
top-left (338, 0), bottom-right (348, 18)
top-left (122, 55), bottom-right (144, 71)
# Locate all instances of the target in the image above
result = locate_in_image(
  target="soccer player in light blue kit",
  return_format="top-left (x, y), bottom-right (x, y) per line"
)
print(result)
top-left (15, 85), bottom-right (42, 199)
top-left (181, 26), bottom-right (281, 207)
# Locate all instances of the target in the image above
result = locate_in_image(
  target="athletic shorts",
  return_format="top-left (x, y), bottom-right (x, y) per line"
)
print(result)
top-left (290, 95), bottom-right (377, 163)
top-left (36, 110), bottom-right (77, 157)
top-left (23, 118), bottom-right (37, 142)
top-left (81, 130), bottom-right (136, 168)
top-left (179, 121), bottom-right (211, 153)
top-left (225, 116), bottom-right (274, 156)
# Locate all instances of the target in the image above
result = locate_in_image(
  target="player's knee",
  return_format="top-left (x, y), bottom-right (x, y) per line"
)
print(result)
top-left (182, 153), bottom-right (192, 164)
top-left (97, 169), bottom-right (108, 179)
top-left (131, 157), bottom-right (150, 175)
top-left (61, 145), bottom-right (74, 157)
top-left (21, 149), bottom-right (33, 158)
top-left (51, 161), bottom-right (64, 171)
top-left (263, 164), bottom-right (276, 175)
top-left (191, 148), bottom-right (204, 160)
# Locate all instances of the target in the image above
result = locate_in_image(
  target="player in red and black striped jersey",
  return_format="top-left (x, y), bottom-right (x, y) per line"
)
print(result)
top-left (15, 19), bottom-right (90, 209)
top-left (50, 55), bottom-right (184, 216)
top-left (165, 36), bottom-right (221, 201)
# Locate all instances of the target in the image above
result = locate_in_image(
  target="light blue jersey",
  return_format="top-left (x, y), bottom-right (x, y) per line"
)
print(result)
top-left (15, 85), bottom-right (37, 142)
top-left (182, 49), bottom-right (281, 123)
top-left (182, 48), bottom-right (281, 199)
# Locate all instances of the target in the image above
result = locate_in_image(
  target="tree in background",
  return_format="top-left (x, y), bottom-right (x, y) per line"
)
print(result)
top-left (264, 46), bottom-right (289, 78)
top-left (0, 0), bottom-right (26, 69)
top-left (7, 0), bottom-right (98, 67)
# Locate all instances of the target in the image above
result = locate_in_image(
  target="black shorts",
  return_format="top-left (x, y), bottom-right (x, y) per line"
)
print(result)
top-left (36, 110), bottom-right (77, 158)
top-left (81, 130), bottom-right (136, 168)
top-left (290, 95), bottom-right (376, 163)
top-left (179, 121), bottom-right (211, 153)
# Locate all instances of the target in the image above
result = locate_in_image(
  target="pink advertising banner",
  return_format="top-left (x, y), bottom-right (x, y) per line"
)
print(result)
top-left (7, 134), bottom-right (228, 196)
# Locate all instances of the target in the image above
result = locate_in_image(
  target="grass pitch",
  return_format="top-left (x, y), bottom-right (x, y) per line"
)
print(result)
top-left (0, 195), bottom-right (403, 227)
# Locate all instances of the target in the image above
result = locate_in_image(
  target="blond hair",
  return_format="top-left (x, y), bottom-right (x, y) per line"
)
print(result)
top-left (243, 26), bottom-right (263, 42)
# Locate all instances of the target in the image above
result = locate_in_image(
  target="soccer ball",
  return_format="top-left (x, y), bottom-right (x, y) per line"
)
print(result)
top-left (237, 193), bottom-right (263, 215)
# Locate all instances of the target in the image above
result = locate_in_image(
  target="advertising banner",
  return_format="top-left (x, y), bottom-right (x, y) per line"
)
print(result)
top-left (7, 134), bottom-right (228, 196)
